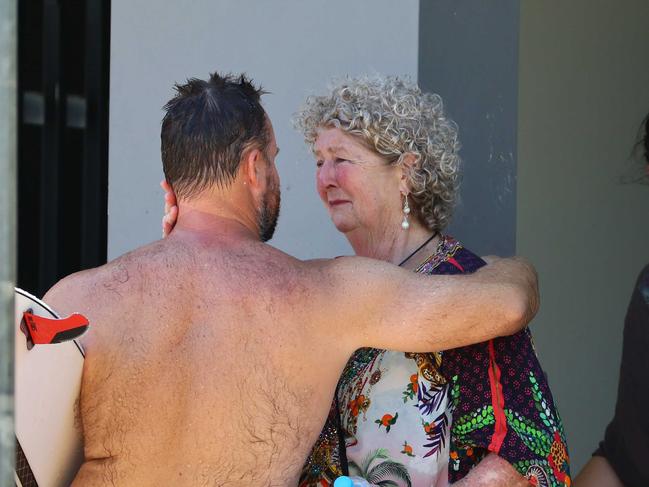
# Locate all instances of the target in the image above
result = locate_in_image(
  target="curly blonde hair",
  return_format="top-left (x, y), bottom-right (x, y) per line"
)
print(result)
top-left (293, 74), bottom-right (461, 233)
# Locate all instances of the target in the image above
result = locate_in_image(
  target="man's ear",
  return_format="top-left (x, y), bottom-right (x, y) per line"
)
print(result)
top-left (399, 152), bottom-right (418, 194)
top-left (240, 147), bottom-right (265, 191)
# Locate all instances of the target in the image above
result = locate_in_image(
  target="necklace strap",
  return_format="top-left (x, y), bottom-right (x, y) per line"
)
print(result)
top-left (398, 232), bottom-right (439, 267)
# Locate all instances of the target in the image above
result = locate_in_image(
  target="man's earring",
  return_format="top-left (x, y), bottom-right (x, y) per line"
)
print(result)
top-left (402, 193), bottom-right (410, 230)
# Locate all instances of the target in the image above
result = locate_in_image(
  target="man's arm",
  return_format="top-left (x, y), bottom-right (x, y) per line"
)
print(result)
top-left (319, 254), bottom-right (538, 353)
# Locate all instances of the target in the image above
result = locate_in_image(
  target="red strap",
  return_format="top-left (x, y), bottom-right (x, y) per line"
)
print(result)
top-left (21, 311), bottom-right (89, 346)
top-left (447, 257), bottom-right (465, 272)
top-left (487, 339), bottom-right (507, 453)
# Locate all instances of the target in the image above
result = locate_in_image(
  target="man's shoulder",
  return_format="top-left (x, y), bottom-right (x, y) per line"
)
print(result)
top-left (42, 267), bottom-right (104, 318)
top-left (42, 245), bottom-right (156, 316)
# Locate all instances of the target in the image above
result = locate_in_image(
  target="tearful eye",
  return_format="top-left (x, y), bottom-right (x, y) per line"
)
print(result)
top-left (334, 158), bottom-right (347, 164)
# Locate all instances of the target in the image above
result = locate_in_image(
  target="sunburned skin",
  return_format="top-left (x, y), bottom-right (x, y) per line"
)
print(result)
top-left (48, 240), bottom-right (340, 486)
top-left (43, 222), bottom-right (537, 487)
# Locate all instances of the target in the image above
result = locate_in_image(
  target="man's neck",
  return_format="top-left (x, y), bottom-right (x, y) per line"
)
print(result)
top-left (171, 199), bottom-right (260, 244)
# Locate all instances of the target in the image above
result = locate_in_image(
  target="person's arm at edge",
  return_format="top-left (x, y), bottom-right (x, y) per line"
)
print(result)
top-left (574, 456), bottom-right (624, 487)
top-left (319, 254), bottom-right (538, 353)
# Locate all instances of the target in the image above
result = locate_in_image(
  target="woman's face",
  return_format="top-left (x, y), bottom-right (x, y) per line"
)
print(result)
top-left (314, 127), bottom-right (404, 235)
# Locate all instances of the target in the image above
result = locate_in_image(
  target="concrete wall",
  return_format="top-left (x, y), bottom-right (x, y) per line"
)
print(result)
top-left (108, 0), bottom-right (418, 260)
top-left (517, 0), bottom-right (649, 471)
top-left (419, 0), bottom-right (520, 256)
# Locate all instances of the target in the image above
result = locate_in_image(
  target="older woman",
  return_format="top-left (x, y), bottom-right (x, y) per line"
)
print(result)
top-left (162, 76), bottom-right (569, 487)
top-left (291, 76), bottom-right (570, 487)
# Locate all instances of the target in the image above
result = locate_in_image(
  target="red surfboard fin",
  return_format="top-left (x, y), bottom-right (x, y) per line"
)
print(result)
top-left (20, 310), bottom-right (89, 350)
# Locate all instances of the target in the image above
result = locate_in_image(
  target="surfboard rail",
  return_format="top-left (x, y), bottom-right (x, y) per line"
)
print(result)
top-left (14, 288), bottom-right (87, 487)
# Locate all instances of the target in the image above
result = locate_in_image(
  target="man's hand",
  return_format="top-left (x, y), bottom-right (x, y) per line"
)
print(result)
top-left (438, 453), bottom-right (531, 487)
top-left (160, 180), bottom-right (179, 238)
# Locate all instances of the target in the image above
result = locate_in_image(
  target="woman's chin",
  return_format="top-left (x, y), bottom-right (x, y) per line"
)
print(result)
top-left (330, 218), bottom-right (356, 235)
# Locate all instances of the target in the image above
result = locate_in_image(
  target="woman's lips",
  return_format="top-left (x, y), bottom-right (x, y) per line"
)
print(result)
top-left (329, 199), bottom-right (351, 207)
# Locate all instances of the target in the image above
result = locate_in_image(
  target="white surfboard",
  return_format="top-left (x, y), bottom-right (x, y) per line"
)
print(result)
top-left (14, 288), bottom-right (88, 487)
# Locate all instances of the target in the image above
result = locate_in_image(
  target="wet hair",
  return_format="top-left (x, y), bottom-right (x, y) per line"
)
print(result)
top-left (640, 113), bottom-right (649, 184)
top-left (161, 72), bottom-right (269, 198)
top-left (642, 113), bottom-right (649, 165)
top-left (294, 74), bottom-right (460, 233)
top-left (626, 112), bottom-right (649, 185)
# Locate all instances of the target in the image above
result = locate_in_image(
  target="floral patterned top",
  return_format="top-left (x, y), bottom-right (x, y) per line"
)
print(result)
top-left (299, 236), bottom-right (571, 487)
top-left (338, 347), bottom-right (450, 486)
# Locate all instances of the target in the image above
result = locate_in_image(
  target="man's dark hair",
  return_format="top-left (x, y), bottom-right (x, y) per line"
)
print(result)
top-left (643, 113), bottom-right (649, 166)
top-left (161, 72), bottom-right (269, 198)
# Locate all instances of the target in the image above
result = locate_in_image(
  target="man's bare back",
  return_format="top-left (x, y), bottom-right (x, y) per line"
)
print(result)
top-left (44, 222), bottom-right (536, 486)
top-left (46, 233), bottom-right (350, 485)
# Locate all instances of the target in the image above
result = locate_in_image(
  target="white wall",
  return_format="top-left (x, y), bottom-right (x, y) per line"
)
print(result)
top-left (517, 0), bottom-right (649, 472)
top-left (108, 0), bottom-right (418, 260)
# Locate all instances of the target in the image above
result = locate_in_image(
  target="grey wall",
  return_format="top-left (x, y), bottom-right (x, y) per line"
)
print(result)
top-left (418, 0), bottom-right (520, 256)
top-left (421, 0), bottom-right (649, 473)
top-left (108, 0), bottom-right (418, 260)
top-left (518, 0), bottom-right (649, 472)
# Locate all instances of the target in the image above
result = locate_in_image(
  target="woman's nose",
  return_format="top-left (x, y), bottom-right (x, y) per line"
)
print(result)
top-left (317, 160), bottom-right (336, 189)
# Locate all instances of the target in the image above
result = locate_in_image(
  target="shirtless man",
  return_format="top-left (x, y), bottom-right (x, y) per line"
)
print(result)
top-left (44, 72), bottom-right (538, 486)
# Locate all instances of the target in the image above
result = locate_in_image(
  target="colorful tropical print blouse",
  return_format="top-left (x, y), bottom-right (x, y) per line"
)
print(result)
top-left (299, 236), bottom-right (571, 487)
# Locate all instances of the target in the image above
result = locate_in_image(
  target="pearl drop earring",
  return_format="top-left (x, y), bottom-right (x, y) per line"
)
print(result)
top-left (402, 193), bottom-right (410, 230)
